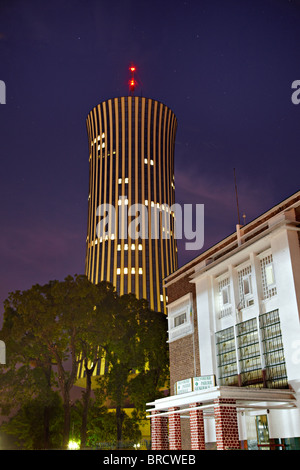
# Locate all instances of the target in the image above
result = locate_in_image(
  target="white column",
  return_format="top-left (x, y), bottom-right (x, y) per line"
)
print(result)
top-left (195, 275), bottom-right (215, 376)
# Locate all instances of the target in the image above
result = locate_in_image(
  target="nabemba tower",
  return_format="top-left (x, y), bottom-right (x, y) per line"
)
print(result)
top-left (85, 67), bottom-right (178, 313)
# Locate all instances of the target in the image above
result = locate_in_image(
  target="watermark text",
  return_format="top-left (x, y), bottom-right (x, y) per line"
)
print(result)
top-left (0, 340), bottom-right (6, 364)
top-left (95, 201), bottom-right (204, 251)
top-left (0, 80), bottom-right (6, 104)
top-left (291, 80), bottom-right (300, 105)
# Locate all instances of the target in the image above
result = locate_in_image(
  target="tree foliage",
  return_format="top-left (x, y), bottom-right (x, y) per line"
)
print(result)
top-left (0, 275), bottom-right (169, 449)
top-left (1, 391), bottom-right (63, 449)
top-left (97, 293), bottom-right (169, 445)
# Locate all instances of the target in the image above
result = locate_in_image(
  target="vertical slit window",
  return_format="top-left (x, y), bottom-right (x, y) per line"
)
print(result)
top-left (238, 265), bottom-right (254, 308)
top-left (260, 254), bottom-right (277, 300)
top-left (218, 276), bottom-right (232, 318)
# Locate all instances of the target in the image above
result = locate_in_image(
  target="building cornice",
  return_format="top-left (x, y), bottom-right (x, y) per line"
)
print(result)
top-left (164, 190), bottom-right (300, 289)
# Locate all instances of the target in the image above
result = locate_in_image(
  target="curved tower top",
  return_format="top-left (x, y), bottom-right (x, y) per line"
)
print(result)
top-left (85, 95), bottom-right (177, 313)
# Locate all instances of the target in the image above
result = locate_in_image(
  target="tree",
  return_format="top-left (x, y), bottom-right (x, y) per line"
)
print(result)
top-left (76, 281), bottom-right (117, 448)
top-left (0, 275), bottom-right (115, 448)
top-left (0, 299), bottom-right (58, 448)
top-left (0, 277), bottom-right (169, 449)
top-left (70, 392), bottom-right (142, 449)
top-left (1, 391), bottom-right (63, 449)
top-left (127, 304), bottom-right (169, 412)
top-left (98, 293), bottom-right (169, 447)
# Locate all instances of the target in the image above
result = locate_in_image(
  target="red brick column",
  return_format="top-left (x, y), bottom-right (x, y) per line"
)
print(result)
top-left (151, 411), bottom-right (168, 450)
top-left (189, 403), bottom-right (205, 450)
top-left (214, 398), bottom-right (240, 450)
top-left (168, 407), bottom-right (181, 450)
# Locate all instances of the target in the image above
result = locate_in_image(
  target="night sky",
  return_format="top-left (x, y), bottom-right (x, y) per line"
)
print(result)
top-left (1, 0), bottom-right (300, 325)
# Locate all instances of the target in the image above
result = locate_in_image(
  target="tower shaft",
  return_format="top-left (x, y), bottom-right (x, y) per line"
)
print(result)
top-left (85, 96), bottom-right (177, 313)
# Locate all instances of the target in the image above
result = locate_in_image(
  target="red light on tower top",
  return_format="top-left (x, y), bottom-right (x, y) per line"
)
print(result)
top-left (129, 64), bottom-right (137, 95)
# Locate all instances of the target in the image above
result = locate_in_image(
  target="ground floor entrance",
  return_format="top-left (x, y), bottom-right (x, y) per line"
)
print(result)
top-left (245, 413), bottom-right (300, 450)
top-left (147, 386), bottom-right (299, 450)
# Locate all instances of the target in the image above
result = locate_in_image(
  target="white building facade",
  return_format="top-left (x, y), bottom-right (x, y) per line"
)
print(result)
top-left (147, 191), bottom-right (300, 450)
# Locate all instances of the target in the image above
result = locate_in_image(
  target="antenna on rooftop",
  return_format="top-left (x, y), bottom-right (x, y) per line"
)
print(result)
top-left (234, 168), bottom-right (241, 226)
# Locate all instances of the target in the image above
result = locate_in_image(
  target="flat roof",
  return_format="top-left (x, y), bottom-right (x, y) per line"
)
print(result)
top-left (146, 386), bottom-right (297, 416)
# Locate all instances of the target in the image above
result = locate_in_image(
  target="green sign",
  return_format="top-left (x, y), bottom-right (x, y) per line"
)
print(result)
top-left (175, 378), bottom-right (192, 395)
top-left (175, 375), bottom-right (216, 395)
top-left (193, 375), bottom-right (215, 391)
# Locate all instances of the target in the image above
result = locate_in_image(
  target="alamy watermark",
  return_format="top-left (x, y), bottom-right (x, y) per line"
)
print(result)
top-left (0, 340), bottom-right (6, 364)
top-left (291, 80), bottom-right (300, 105)
top-left (96, 199), bottom-right (204, 251)
top-left (0, 80), bottom-right (6, 104)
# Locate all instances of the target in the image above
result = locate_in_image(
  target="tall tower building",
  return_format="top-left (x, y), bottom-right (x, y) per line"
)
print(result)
top-left (85, 91), bottom-right (177, 313)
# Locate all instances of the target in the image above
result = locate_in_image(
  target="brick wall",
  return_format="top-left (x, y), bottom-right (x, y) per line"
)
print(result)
top-left (169, 333), bottom-right (200, 395)
top-left (189, 403), bottom-right (205, 450)
top-left (214, 398), bottom-right (240, 450)
top-left (167, 269), bottom-right (195, 304)
top-left (168, 407), bottom-right (181, 450)
top-left (151, 411), bottom-right (168, 450)
top-left (167, 275), bottom-right (200, 395)
top-left (181, 416), bottom-right (191, 450)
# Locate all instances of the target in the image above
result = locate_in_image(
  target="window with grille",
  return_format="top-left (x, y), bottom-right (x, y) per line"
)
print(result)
top-left (260, 254), bottom-right (277, 300)
top-left (218, 277), bottom-right (232, 318)
top-left (215, 311), bottom-right (288, 390)
top-left (215, 327), bottom-right (238, 386)
top-left (238, 265), bottom-right (254, 308)
top-left (259, 310), bottom-right (288, 388)
top-left (236, 318), bottom-right (263, 388)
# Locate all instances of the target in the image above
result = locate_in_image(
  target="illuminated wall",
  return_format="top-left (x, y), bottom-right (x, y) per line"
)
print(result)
top-left (85, 96), bottom-right (178, 313)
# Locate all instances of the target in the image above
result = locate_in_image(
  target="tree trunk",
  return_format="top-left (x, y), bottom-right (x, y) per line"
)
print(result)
top-left (63, 398), bottom-right (71, 448)
top-left (116, 405), bottom-right (124, 449)
top-left (43, 363), bottom-right (52, 449)
top-left (52, 333), bottom-right (77, 449)
top-left (43, 405), bottom-right (50, 449)
top-left (80, 365), bottom-right (94, 449)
